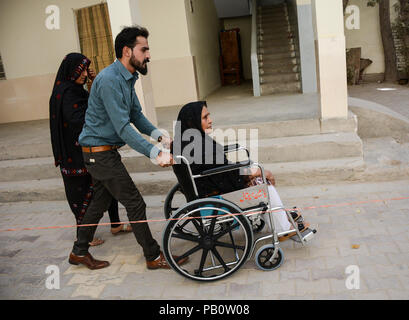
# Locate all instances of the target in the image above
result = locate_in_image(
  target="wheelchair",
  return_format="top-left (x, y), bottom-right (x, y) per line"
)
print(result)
top-left (162, 144), bottom-right (316, 281)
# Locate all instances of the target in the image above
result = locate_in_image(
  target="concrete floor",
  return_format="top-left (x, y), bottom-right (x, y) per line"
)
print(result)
top-left (1, 80), bottom-right (407, 160)
top-left (0, 81), bottom-right (409, 301)
top-left (1, 179), bottom-right (408, 300)
top-left (348, 82), bottom-right (409, 120)
top-left (157, 80), bottom-right (409, 132)
top-left (157, 81), bottom-right (319, 132)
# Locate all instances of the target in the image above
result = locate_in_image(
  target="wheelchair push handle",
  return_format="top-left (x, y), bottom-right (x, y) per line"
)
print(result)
top-left (223, 143), bottom-right (240, 152)
top-left (223, 144), bottom-right (250, 159)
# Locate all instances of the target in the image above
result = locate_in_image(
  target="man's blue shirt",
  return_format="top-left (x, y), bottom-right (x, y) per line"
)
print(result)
top-left (79, 59), bottom-right (161, 159)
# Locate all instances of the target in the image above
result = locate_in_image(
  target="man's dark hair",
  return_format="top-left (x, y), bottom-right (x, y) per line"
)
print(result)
top-left (115, 26), bottom-right (149, 59)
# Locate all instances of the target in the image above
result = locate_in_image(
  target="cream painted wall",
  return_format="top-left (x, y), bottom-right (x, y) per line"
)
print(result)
top-left (107, 0), bottom-right (158, 125)
top-left (344, 0), bottom-right (399, 75)
top-left (127, 0), bottom-right (199, 108)
top-left (150, 56), bottom-right (199, 107)
top-left (137, 0), bottom-right (191, 60)
top-left (0, 73), bottom-right (55, 123)
top-left (223, 16), bottom-right (252, 80)
top-left (0, 0), bottom-right (102, 80)
top-left (184, 0), bottom-right (221, 100)
top-left (312, 0), bottom-right (348, 119)
top-left (0, 0), bottom-right (102, 123)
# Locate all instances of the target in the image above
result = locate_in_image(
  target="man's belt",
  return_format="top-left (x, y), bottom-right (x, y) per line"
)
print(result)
top-left (82, 145), bottom-right (120, 153)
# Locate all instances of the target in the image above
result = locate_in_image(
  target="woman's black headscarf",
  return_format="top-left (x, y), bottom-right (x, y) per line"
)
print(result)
top-left (49, 53), bottom-right (90, 170)
top-left (172, 101), bottom-right (246, 198)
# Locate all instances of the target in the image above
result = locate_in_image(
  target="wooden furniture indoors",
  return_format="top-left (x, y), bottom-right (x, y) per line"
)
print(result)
top-left (219, 28), bottom-right (242, 85)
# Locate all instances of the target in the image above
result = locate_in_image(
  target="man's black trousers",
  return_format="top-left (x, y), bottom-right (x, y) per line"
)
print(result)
top-left (72, 149), bottom-right (161, 261)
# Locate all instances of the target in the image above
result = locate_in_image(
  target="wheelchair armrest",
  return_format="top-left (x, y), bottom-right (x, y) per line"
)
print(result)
top-left (223, 144), bottom-right (240, 152)
top-left (199, 160), bottom-right (250, 177)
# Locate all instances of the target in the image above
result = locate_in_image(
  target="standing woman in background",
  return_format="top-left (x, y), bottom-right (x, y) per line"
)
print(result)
top-left (49, 53), bottom-right (132, 246)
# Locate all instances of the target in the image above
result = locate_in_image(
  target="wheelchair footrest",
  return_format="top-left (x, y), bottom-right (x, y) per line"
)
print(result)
top-left (290, 228), bottom-right (317, 243)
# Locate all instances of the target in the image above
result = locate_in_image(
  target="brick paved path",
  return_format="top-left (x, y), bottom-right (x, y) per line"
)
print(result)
top-left (1, 180), bottom-right (408, 300)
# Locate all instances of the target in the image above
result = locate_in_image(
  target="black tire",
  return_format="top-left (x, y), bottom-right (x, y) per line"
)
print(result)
top-left (162, 198), bottom-right (253, 281)
top-left (255, 244), bottom-right (284, 271)
top-left (163, 183), bottom-right (187, 219)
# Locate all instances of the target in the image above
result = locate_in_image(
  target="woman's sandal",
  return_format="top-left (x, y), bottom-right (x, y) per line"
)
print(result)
top-left (278, 222), bottom-right (310, 242)
top-left (111, 224), bottom-right (132, 235)
top-left (89, 238), bottom-right (105, 246)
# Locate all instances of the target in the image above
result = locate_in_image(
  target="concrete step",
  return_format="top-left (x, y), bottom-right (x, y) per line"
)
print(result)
top-left (0, 111), bottom-right (357, 162)
top-left (258, 19), bottom-right (289, 27)
top-left (259, 6), bottom-right (286, 11)
top-left (259, 44), bottom-right (295, 55)
top-left (258, 4), bottom-right (286, 8)
top-left (0, 148), bottom-right (168, 182)
top-left (258, 40), bottom-right (294, 50)
top-left (258, 35), bottom-right (295, 44)
top-left (259, 8), bottom-right (285, 13)
top-left (259, 51), bottom-right (297, 62)
top-left (259, 8), bottom-right (286, 15)
top-left (259, 63), bottom-right (300, 74)
top-left (0, 130), bottom-right (363, 183)
top-left (6, 136), bottom-right (409, 202)
top-left (261, 81), bottom-right (301, 94)
top-left (260, 57), bottom-right (300, 69)
top-left (258, 26), bottom-right (290, 35)
top-left (0, 157), bottom-right (368, 202)
top-left (9, 146), bottom-right (409, 203)
top-left (260, 72), bottom-right (300, 84)
top-left (259, 22), bottom-right (289, 30)
top-left (258, 17), bottom-right (288, 25)
top-left (257, 132), bottom-right (363, 163)
top-left (258, 33), bottom-right (295, 42)
top-left (259, 13), bottom-right (287, 18)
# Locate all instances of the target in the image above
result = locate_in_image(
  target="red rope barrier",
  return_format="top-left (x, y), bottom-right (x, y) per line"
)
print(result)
top-left (0, 196), bottom-right (408, 233)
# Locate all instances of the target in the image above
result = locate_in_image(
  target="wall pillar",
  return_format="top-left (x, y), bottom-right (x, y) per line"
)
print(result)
top-left (295, 0), bottom-right (317, 93)
top-left (311, 0), bottom-right (348, 120)
top-left (106, 0), bottom-right (158, 125)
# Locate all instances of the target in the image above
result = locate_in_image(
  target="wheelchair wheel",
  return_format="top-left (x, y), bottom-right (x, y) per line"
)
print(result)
top-left (164, 183), bottom-right (187, 219)
top-left (255, 244), bottom-right (284, 271)
top-left (162, 198), bottom-right (253, 281)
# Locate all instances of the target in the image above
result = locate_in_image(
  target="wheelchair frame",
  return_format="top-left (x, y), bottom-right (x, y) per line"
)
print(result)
top-left (162, 144), bottom-right (315, 281)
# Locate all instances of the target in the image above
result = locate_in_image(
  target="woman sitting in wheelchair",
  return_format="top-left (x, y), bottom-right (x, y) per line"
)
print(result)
top-left (171, 101), bottom-right (309, 240)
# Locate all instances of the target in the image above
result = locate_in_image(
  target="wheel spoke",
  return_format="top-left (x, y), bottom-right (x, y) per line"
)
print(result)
top-left (211, 247), bottom-right (230, 272)
top-left (174, 244), bottom-right (202, 263)
top-left (177, 218), bottom-right (190, 230)
top-left (172, 232), bottom-right (200, 243)
top-left (215, 220), bottom-right (240, 240)
top-left (227, 223), bottom-right (240, 259)
top-left (191, 217), bottom-right (206, 237)
top-left (208, 210), bottom-right (218, 234)
top-left (214, 240), bottom-right (245, 251)
top-left (196, 248), bottom-right (209, 276)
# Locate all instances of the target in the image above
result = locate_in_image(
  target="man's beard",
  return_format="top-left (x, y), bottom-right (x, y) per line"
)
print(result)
top-left (130, 54), bottom-right (149, 75)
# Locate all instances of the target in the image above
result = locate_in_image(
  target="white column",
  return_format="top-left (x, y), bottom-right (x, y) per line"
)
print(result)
top-left (296, 0), bottom-right (317, 93)
top-left (311, 0), bottom-right (348, 119)
top-left (106, 0), bottom-right (158, 125)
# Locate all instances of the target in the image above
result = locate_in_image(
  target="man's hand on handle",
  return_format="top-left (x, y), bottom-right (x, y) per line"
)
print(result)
top-left (159, 136), bottom-right (172, 150)
top-left (156, 151), bottom-right (175, 167)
